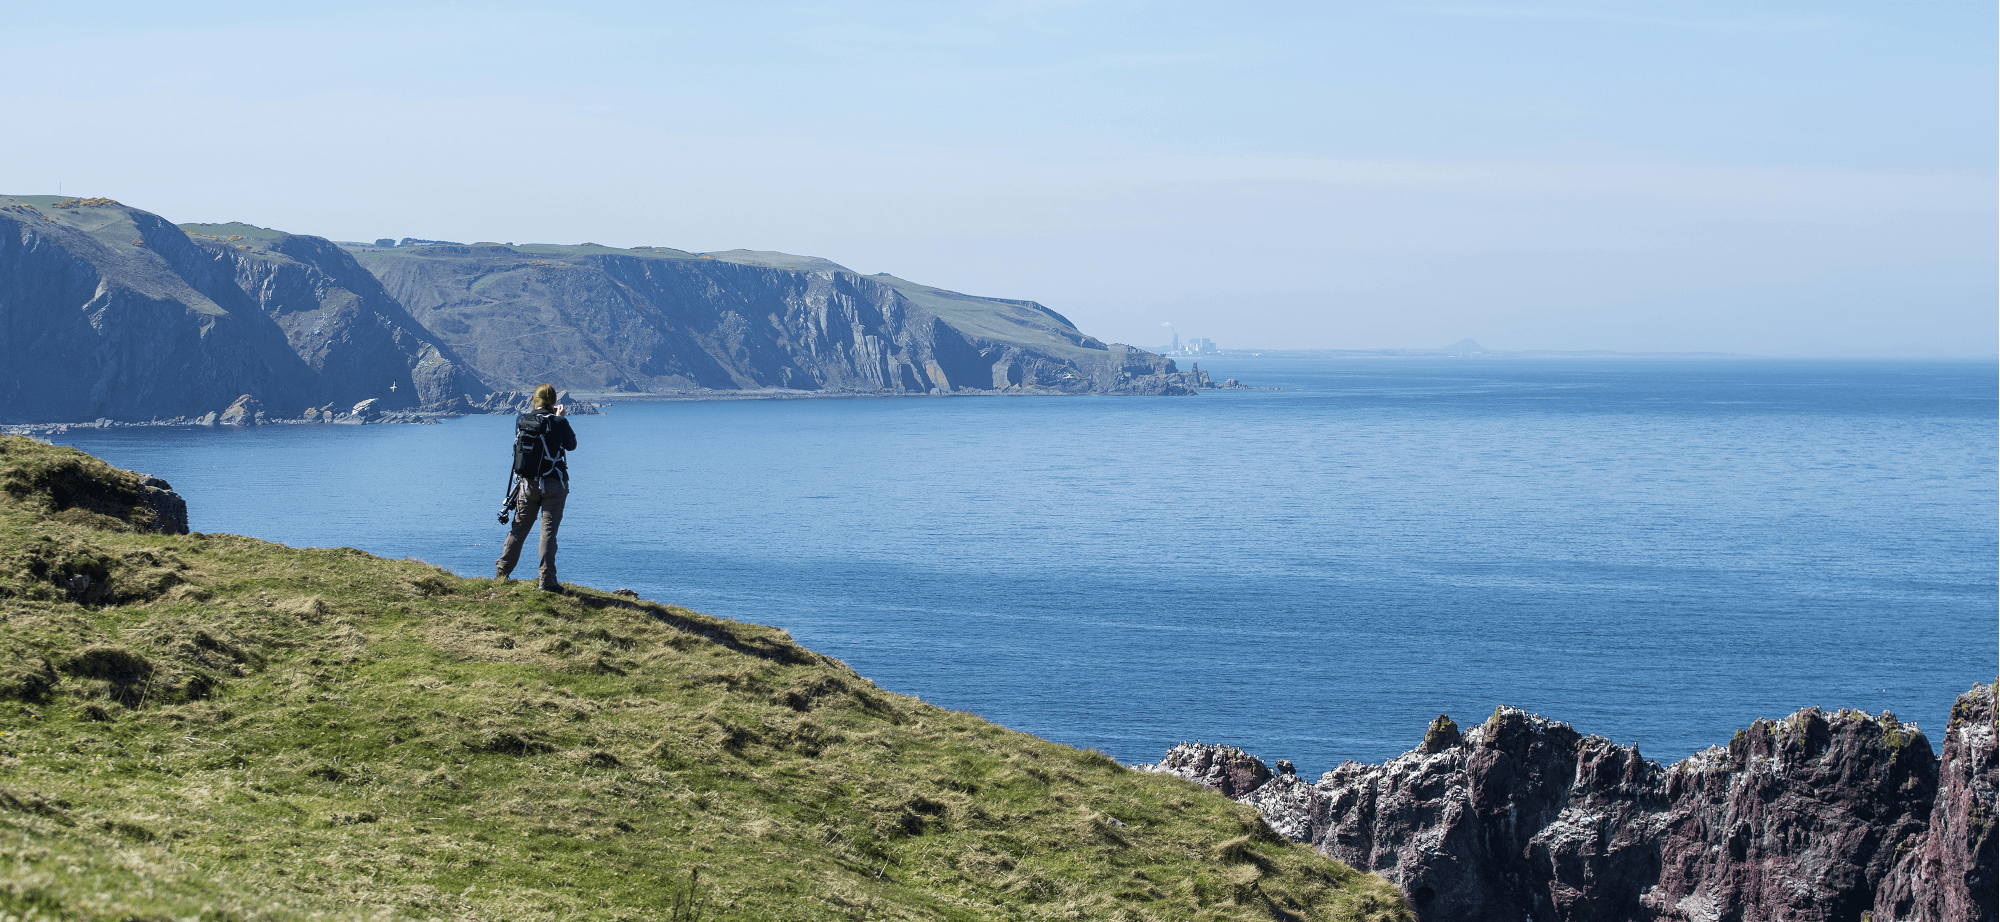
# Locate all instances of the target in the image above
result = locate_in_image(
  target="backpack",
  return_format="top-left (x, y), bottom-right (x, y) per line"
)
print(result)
top-left (512, 412), bottom-right (564, 481)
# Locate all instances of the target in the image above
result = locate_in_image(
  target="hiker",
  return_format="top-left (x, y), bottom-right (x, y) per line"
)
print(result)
top-left (496, 384), bottom-right (578, 591)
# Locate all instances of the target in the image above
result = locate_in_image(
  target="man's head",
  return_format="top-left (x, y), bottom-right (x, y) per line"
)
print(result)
top-left (533, 384), bottom-right (558, 409)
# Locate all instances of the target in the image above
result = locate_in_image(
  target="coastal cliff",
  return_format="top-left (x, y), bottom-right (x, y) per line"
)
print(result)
top-left (353, 243), bottom-right (1192, 397)
top-left (0, 193), bottom-right (1205, 423)
top-left (1146, 695), bottom-right (1995, 921)
top-left (179, 223), bottom-right (487, 411)
top-left (0, 197), bottom-right (316, 422)
top-left (0, 197), bottom-right (486, 424)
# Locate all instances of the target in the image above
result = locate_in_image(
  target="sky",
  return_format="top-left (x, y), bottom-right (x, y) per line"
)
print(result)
top-left (3, 1), bottom-right (1994, 354)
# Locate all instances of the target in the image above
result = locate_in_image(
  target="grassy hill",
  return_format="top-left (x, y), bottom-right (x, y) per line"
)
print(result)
top-left (0, 437), bottom-right (1408, 921)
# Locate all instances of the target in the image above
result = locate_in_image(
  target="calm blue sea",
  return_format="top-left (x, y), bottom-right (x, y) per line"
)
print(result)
top-left (45, 356), bottom-right (1998, 772)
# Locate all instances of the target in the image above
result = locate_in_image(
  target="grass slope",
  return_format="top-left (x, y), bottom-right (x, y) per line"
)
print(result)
top-left (0, 438), bottom-right (1408, 922)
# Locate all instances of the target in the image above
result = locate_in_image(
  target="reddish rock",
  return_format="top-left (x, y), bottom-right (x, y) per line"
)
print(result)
top-left (1875, 684), bottom-right (1997, 922)
top-left (1139, 741), bottom-right (1273, 799)
top-left (1152, 686), bottom-right (1994, 922)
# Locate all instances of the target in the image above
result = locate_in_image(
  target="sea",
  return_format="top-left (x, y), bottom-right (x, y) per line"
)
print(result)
top-left (43, 355), bottom-right (1998, 774)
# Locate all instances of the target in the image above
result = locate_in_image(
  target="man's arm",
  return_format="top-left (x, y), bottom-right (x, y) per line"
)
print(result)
top-left (555, 417), bottom-right (578, 451)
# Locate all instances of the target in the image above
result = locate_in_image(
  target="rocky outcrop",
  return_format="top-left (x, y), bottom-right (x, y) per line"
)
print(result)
top-left (135, 475), bottom-right (189, 535)
top-left (1149, 743), bottom-right (1275, 798)
top-left (215, 394), bottom-right (264, 426)
top-left (182, 226), bottom-right (487, 412)
top-left (1875, 686), bottom-right (1998, 922)
top-left (1143, 687), bottom-right (1996, 921)
top-left (0, 436), bottom-right (189, 535)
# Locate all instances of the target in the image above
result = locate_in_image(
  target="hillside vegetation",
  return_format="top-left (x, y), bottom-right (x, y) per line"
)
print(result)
top-left (0, 437), bottom-right (1408, 921)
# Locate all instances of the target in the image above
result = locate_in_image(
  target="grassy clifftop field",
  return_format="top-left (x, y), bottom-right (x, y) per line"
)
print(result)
top-left (0, 437), bottom-right (1409, 921)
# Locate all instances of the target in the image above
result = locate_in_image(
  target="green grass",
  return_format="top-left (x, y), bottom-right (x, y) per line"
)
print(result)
top-left (0, 437), bottom-right (1409, 922)
top-left (178, 222), bottom-right (294, 243)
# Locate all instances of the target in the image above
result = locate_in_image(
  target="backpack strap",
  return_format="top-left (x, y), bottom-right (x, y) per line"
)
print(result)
top-left (535, 412), bottom-right (568, 488)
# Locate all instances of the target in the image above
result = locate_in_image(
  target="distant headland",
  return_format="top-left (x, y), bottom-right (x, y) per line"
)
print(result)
top-left (0, 196), bottom-right (1231, 426)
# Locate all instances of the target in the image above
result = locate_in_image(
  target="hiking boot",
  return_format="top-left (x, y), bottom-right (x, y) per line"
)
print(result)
top-left (539, 582), bottom-right (562, 594)
top-left (494, 567), bottom-right (511, 581)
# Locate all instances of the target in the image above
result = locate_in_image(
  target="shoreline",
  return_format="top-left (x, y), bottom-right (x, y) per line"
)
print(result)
top-left (0, 379), bottom-right (1270, 435)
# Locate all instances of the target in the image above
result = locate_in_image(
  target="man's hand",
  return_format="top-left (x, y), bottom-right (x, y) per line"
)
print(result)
top-left (553, 404), bottom-right (567, 417)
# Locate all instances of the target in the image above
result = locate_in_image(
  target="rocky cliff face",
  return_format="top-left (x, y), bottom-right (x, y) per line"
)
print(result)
top-left (0, 198), bottom-right (316, 422)
top-left (356, 244), bottom-right (1193, 397)
top-left (1874, 687), bottom-right (1997, 922)
top-left (182, 226), bottom-right (486, 412)
top-left (1145, 687), bottom-right (1996, 922)
top-left (2, 195), bottom-right (1201, 422)
top-left (0, 197), bottom-right (482, 423)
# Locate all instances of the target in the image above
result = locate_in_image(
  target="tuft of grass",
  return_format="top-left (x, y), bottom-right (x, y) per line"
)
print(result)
top-left (0, 437), bottom-right (1410, 921)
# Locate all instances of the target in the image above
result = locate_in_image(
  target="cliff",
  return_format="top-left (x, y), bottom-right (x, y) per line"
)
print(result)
top-left (0, 437), bottom-right (1404, 921)
top-left (352, 243), bottom-right (1192, 397)
top-left (0, 197), bottom-right (315, 422)
top-left (0, 196), bottom-right (1199, 424)
top-left (0, 197), bottom-right (484, 423)
top-left (178, 222), bottom-right (487, 412)
top-left (1146, 697), bottom-right (1995, 921)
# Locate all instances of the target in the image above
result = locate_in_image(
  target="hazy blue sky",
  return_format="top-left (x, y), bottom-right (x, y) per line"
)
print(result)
top-left (5, 1), bottom-right (1993, 353)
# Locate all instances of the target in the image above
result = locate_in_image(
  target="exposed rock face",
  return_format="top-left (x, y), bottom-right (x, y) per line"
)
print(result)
top-left (357, 245), bottom-right (1196, 397)
top-left (1875, 686), bottom-right (1998, 922)
top-left (1, 195), bottom-right (1210, 422)
top-left (184, 227), bottom-right (487, 411)
top-left (215, 394), bottom-right (264, 426)
top-left (0, 199), bottom-right (317, 422)
top-left (1144, 688), bottom-right (1996, 921)
top-left (135, 475), bottom-right (189, 535)
top-left (0, 198), bottom-right (483, 423)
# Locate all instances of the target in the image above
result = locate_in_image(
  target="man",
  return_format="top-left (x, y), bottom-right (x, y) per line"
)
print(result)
top-left (496, 384), bottom-right (578, 591)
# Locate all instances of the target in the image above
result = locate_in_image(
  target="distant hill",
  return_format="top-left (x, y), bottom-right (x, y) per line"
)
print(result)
top-left (0, 196), bottom-right (1195, 424)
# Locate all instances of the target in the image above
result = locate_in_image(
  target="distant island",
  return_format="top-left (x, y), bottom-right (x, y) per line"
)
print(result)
top-left (0, 196), bottom-right (1226, 426)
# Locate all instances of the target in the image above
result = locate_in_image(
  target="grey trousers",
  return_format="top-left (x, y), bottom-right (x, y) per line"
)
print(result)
top-left (497, 474), bottom-right (568, 589)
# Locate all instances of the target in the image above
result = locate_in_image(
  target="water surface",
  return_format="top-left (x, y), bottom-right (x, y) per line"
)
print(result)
top-left (50, 356), bottom-right (1998, 772)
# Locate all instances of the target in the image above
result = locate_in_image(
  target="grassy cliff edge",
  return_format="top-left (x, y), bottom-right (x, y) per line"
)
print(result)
top-left (0, 437), bottom-right (1408, 922)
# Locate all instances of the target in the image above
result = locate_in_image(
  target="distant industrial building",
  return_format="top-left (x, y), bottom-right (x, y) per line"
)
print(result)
top-left (1162, 332), bottom-right (1220, 356)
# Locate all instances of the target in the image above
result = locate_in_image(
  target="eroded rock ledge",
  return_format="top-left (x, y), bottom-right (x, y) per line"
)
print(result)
top-left (1142, 687), bottom-right (1996, 922)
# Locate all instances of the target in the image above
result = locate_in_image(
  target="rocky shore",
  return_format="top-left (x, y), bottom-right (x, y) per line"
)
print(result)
top-left (0, 390), bottom-right (602, 437)
top-left (1142, 689), bottom-right (1996, 922)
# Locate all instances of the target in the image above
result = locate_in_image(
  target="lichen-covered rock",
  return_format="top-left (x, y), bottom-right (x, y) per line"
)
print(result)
top-left (1876, 683), bottom-right (1997, 922)
top-left (1159, 689), bottom-right (1992, 921)
top-left (1137, 741), bottom-right (1273, 798)
top-left (1311, 706), bottom-right (1583, 921)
